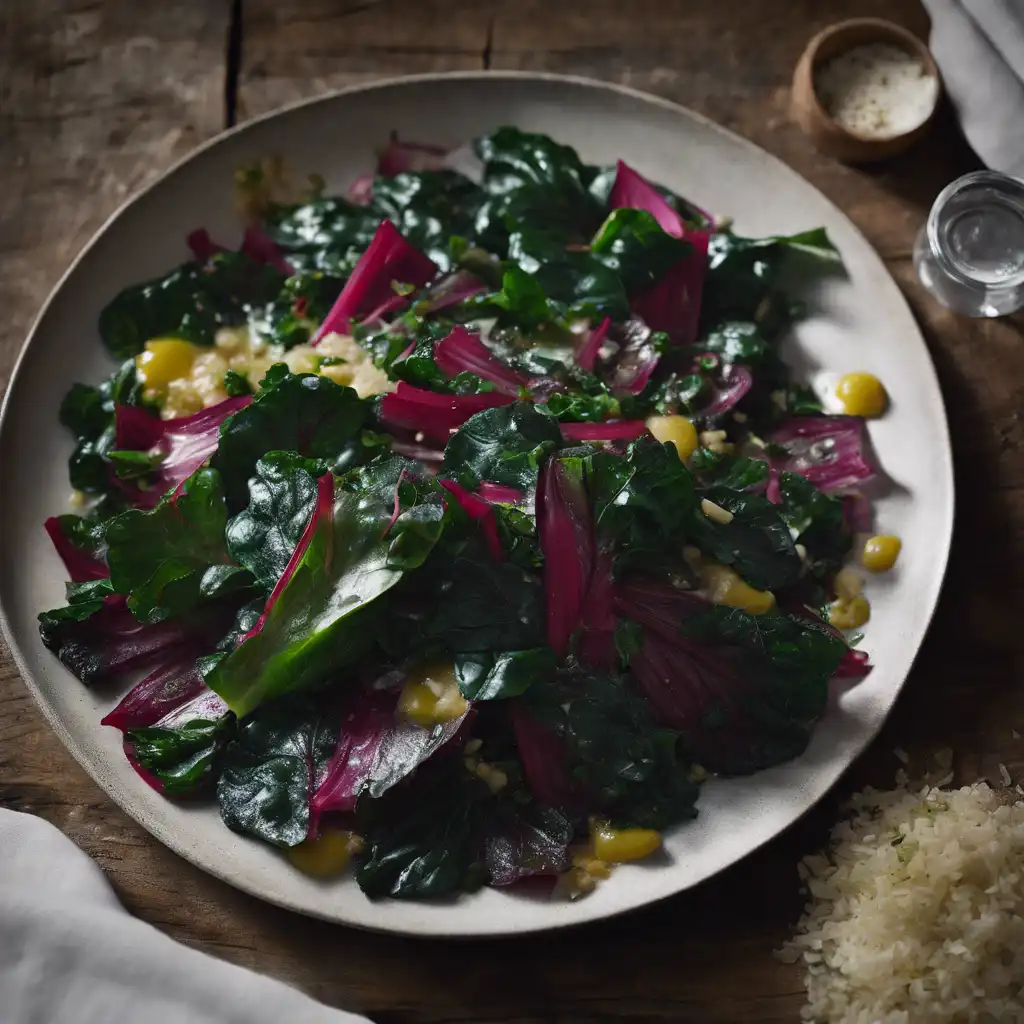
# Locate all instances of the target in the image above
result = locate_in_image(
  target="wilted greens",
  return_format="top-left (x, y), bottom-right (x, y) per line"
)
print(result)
top-left (40, 126), bottom-right (877, 904)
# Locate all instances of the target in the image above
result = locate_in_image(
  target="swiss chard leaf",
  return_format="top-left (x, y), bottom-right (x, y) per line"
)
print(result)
top-left (777, 471), bottom-right (851, 580)
top-left (356, 756), bottom-right (489, 899)
top-left (209, 470), bottom-right (443, 717)
top-left (692, 485), bottom-right (801, 593)
top-left (507, 228), bottom-right (628, 320)
top-left (440, 401), bottom-right (561, 491)
top-left (217, 695), bottom-right (340, 847)
top-left (105, 468), bottom-right (252, 624)
top-left (99, 251), bottom-right (286, 360)
top-left (589, 208), bottom-right (692, 295)
top-left (701, 320), bottom-right (775, 367)
top-left (371, 170), bottom-right (484, 272)
top-left (668, 606), bottom-right (846, 772)
top-left (225, 452), bottom-right (325, 590)
top-left (420, 541), bottom-right (546, 653)
top-left (587, 437), bottom-right (698, 574)
top-left (702, 228), bottom-right (840, 332)
top-left (128, 716), bottom-right (234, 797)
top-left (474, 126), bottom-right (602, 244)
top-left (454, 647), bottom-right (556, 701)
top-left (483, 801), bottom-right (573, 886)
top-left (464, 266), bottom-right (563, 330)
top-left (262, 196), bottom-right (380, 277)
top-left (211, 370), bottom-right (369, 509)
top-left (60, 359), bottom-right (143, 494)
top-left (689, 448), bottom-right (770, 491)
top-left (526, 672), bottom-right (699, 829)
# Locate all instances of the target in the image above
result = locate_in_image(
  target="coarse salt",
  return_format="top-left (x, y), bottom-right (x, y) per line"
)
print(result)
top-left (814, 43), bottom-right (938, 140)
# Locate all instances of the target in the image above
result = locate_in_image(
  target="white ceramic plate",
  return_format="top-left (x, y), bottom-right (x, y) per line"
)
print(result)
top-left (0, 72), bottom-right (953, 937)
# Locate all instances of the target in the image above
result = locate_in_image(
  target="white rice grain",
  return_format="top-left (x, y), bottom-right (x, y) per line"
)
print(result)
top-left (780, 781), bottom-right (1024, 1022)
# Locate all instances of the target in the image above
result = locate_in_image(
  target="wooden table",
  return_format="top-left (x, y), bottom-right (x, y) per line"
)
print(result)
top-left (2, 2), bottom-right (1023, 1021)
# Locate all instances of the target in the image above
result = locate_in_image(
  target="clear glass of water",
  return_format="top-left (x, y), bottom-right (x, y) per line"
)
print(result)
top-left (914, 170), bottom-right (1024, 317)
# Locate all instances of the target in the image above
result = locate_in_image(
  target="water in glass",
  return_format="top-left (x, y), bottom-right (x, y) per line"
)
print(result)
top-left (914, 170), bottom-right (1024, 317)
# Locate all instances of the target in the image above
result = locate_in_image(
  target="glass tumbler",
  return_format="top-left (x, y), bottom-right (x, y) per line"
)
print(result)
top-left (913, 170), bottom-right (1024, 317)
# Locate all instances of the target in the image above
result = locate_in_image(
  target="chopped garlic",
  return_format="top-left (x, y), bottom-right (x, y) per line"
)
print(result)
top-left (700, 498), bottom-right (734, 525)
top-left (157, 325), bottom-right (394, 419)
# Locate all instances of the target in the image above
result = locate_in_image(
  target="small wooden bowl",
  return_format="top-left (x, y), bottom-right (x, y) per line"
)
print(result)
top-left (791, 18), bottom-right (941, 164)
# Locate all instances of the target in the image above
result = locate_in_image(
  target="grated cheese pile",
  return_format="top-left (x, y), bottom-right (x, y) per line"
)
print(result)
top-left (780, 778), bottom-right (1024, 1022)
top-left (814, 43), bottom-right (938, 140)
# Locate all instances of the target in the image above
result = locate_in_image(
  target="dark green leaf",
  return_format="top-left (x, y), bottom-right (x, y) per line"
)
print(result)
top-left (128, 716), bottom-right (234, 796)
top-left (778, 471), bottom-right (851, 580)
top-left (474, 126), bottom-right (602, 243)
top-left (587, 437), bottom-right (698, 574)
top-left (60, 359), bottom-right (144, 495)
top-left (689, 449), bottom-right (770, 491)
top-left (680, 606), bottom-right (846, 772)
top-left (225, 452), bottom-right (324, 590)
top-left (99, 252), bottom-right (286, 360)
top-left (223, 369), bottom-right (253, 397)
top-left (356, 757), bottom-right (489, 899)
top-left (692, 486), bottom-right (801, 592)
top-left (209, 470), bottom-right (443, 716)
top-left (455, 647), bottom-right (556, 701)
top-left (262, 196), bottom-right (380, 277)
top-left (211, 371), bottom-right (369, 509)
top-left (528, 673), bottom-right (699, 830)
top-left (507, 228), bottom-right (628, 320)
top-left (440, 401), bottom-right (561, 491)
top-left (702, 228), bottom-right (841, 331)
top-left (421, 544), bottom-right (545, 653)
top-left (590, 207), bottom-right (691, 294)
top-left (371, 170), bottom-right (485, 272)
top-left (218, 696), bottom-right (340, 847)
top-left (105, 468), bottom-right (252, 624)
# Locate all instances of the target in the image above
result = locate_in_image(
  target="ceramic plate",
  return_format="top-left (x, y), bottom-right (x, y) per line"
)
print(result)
top-left (0, 72), bottom-right (953, 936)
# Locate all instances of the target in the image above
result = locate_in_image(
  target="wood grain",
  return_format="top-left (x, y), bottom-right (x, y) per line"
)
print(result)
top-left (2, 1), bottom-right (1023, 1022)
top-left (237, 0), bottom-right (494, 120)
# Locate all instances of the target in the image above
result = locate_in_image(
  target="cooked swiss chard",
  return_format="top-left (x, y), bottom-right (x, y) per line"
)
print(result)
top-left (40, 125), bottom-right (891, 904)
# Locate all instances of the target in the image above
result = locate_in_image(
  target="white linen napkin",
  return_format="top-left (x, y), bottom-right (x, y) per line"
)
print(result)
top-left (922, 0), bottom-right (1024, 175)
top-left (0, 808), bottom-right (368, 1024)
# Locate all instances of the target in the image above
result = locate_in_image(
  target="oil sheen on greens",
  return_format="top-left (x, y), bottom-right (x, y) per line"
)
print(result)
top-left (40, 126), bottom-right (863, 904)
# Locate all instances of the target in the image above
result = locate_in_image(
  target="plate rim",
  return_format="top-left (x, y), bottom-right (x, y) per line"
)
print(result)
top-left (0, 69), bottom-right (955, 937)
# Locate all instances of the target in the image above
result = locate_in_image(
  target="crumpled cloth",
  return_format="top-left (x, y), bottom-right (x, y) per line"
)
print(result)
top-left (0, 808), bottom-right (368, 1024)
top-left (923, 0), bottom-right (1024, 175)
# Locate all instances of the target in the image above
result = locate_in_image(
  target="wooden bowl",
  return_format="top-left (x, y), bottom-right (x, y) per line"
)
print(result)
top-left (791, 18), bottom-right (941, 164)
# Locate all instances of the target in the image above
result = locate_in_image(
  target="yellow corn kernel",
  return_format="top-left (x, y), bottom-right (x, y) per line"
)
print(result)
top-left (702, 563), bottom-right (775, 615)
top-left (829, 595), bottom-right (871, 631)
top-left (285, 345), bottom-right (319, 375)
top-left (571, 850), bottom-right (612, 879)
top-left (646, 414), bottom-right (699, 460)
top-left (836, 372), bottom-right (887, 418)
top-left (398, 662), bottom-right (467, 727)
top-left (135, 338), bottom-right (201, 392)
top-left (862, 534), bottom-right (902, 574)
top-left (286, 829), bottom-right (363, 878)
top-left (833, 566), bottom-right (864, 601)
top-left (556, 866), bottom-right (597, 899)
top-left (592, 822), bottom-right (662, 863)
top-left (320, 362), bottom-right (354, 387)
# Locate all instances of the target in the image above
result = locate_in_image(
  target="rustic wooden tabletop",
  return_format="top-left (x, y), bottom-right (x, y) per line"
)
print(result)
top-left (2, 2), bottom-right (1023, 1021)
